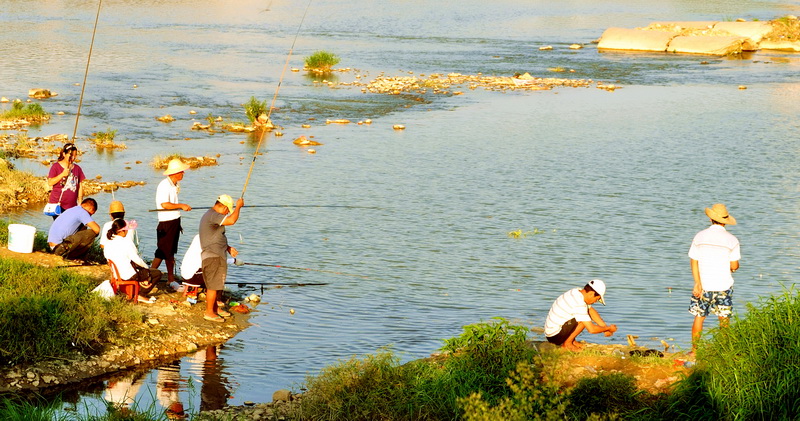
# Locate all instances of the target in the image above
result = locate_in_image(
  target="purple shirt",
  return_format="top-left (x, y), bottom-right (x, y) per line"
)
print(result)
top-left (48, 163), bottom-right (85, 210)
top-left (48, 206), bottom-right (94, 245)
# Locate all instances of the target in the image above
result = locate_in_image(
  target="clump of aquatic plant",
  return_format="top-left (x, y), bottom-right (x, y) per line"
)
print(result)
top-left (151, 153), bottom-right (217, 170)
top-left (0, 101), bottom-right (50, 123)
top-left (89, 128), bottom-right (126, 150)
top-left (243, 96), bottom-right (268, 124)
top-left (304, 50), bottom-right (340, 73)
top-left (507, 228), bottom-right (546, 238)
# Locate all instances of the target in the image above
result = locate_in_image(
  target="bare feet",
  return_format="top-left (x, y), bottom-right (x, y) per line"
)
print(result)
top-left (562, 341), bottom-right (584, 352)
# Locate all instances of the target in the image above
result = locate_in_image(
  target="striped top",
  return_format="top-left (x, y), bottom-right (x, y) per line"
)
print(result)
top-left (544, 288), bottom-right (591, 337)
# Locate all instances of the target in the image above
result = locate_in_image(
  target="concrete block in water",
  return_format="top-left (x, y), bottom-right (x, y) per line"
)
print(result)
top-left (713, 21), bottom-right (774, 43)
top-left (597, 27), bottom-right (674, 52)
top-left (668, 35), bottom-right (757, 55)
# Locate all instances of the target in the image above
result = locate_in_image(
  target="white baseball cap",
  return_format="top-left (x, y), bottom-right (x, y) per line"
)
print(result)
top-left (588, 279), bottom-right (606, 305)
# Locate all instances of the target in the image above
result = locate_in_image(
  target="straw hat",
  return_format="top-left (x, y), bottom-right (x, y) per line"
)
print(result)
top-left (163, 158), bottom-right (190, 176)
top-left (217, 194), bottom-right (234, 214)
top-left (109, 200), bottom-right (124, 213)
top-left (705, 203), bottom-right (736, 225)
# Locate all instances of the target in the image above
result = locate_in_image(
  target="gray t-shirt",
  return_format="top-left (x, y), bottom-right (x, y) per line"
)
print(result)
top-left (199, 208), bottom-right (227, 259)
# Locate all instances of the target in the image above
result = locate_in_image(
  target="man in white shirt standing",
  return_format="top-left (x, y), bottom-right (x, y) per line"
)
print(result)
top-left (151, 159), bottom-right (192, 285)
top-left (689, 203), bottom-right (741, 353)
top-left (544, 279), bottom-right (618, 352)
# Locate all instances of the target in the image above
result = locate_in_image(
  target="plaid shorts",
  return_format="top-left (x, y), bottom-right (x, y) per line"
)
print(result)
top-left (689, 288), bottom-right (733, 318)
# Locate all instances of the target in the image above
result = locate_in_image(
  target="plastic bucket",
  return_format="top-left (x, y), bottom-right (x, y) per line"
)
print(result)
top-left (7, 224), bottom-right (36, 253)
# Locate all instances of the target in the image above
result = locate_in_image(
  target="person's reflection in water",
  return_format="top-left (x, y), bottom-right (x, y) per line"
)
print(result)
top-left (157, 362), bottom-right (186, 420)
top-left (200, 345), bottom-right (230, 411)
top-left (104, 371), bottom-right (145, 411)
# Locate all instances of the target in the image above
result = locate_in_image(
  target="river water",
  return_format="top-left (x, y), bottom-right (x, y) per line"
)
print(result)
top-left (2, 0), bottom-right (800, 415)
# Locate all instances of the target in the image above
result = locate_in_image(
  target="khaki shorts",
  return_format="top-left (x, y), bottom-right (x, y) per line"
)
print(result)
top-left (201, 256), bottom-right (227, 290)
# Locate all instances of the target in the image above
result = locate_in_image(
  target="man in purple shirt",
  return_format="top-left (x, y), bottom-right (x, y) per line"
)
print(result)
top-left (48, 198), bottom-right (101, 261)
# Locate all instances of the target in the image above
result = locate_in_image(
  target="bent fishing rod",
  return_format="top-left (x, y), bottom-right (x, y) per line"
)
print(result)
top-left (240, 0), bottom-right (314, 199)
top-left (72, 0), bottom-right (103, 141)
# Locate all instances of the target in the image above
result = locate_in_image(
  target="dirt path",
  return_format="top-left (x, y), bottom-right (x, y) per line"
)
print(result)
top-left (0, 246), bottom-right (254, 395)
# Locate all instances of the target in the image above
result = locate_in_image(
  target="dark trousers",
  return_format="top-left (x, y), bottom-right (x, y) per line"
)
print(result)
top-left (52, 228), bottom-right (98, 261)
top-left (133, 267), bottom-right (162, 295)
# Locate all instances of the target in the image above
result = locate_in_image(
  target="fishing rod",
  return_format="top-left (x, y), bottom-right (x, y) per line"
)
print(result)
top-left (72, 0), bottom-right (103, 141)
top-left (243, 262), bottom-right (370, 279)
top-left (147, 204), bottom-right (380, 212)
top-left (240, 0), bottom-right (314, 199)
top-left (232, 281), bottom-right (329, 287)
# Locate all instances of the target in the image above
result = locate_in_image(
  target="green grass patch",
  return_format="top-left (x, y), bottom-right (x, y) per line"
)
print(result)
top-left (0, 257), bottom-right (139, 365)
top-left (0, 101), bottom-right (49, 123)
top-left (304, 50), bottom-right (340, 73)
top-left (688, 288), bottom-right (800, 419)
top-left (290, 318), bottom-right (540, 420)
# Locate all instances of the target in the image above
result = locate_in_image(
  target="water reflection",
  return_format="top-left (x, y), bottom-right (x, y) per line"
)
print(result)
top-left (199, 345), bottom-right (229, 412)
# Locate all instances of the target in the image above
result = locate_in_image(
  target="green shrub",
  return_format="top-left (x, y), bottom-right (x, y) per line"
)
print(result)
top-left (304, 50), bottom-right (340, 73)
top-left (460, 360), bottom-right (566, 421)
top-left (568, 372), bottom-right (645, 418)
top-left (292, 319), bottom-right (539, 420)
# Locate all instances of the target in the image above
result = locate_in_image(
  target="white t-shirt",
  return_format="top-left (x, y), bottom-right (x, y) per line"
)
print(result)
top-left (155, 177), bottom-right (180, 222)
top-left (544, 288), bottom-right (592, 337)
top-left (103, 235), bottom-right (148, 280)
top-left (689, 224), bottom-right (741, 291)
top-left (180, 235), bottom-right (203, 279)
top-left (100, 220), bottom-right (137, 249)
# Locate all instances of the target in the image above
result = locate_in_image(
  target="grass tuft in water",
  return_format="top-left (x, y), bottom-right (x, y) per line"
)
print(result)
top-left (0, 101), bottom-right (49, 123)
top-left (304, 50), bottom-right (340, 73)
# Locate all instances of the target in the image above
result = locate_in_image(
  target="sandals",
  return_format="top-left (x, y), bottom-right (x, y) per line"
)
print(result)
top-left (137, 296), bottom-right (157, 304)
top-left (204, 314), bottom-right (225, 323)
top-left (217, 309), bottom-right (232, 317)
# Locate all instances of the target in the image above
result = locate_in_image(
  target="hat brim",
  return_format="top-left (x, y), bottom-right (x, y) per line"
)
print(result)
top-left (163, 162), bottom-right (191, 176)
top-left (705, 208), bottom-right (736, 225)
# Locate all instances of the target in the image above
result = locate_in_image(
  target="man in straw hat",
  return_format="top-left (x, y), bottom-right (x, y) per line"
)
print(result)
top-left (151, 158), bottom-right (192, 285)
top-left (544, 279), bottom-right (618, 351)
top-left (198, 194), bottom-right (244, 322)
top-left (688, 203), bottom-right (740, 353)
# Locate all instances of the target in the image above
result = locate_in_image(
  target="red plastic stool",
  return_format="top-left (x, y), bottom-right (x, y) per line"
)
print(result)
top-left (183, 283), bottom-right (201, 298)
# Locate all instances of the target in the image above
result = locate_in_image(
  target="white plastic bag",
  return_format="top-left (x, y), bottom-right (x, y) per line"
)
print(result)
top-left (92, 280), bottom-right (115, 300)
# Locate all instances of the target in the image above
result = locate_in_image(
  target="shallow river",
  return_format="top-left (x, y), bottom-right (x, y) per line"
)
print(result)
top-left (2, 0), bottom-right (800, 415)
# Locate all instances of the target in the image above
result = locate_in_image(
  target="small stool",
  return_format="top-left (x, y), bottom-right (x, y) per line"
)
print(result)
top-left (183, 283), bottom-right (201, 298)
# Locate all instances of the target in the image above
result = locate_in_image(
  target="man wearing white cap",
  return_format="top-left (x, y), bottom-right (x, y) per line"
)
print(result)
top-left (688, 203), bottom-right (740, 353)
top-left (151, 158), bottom-right (192, 285)
top-left (199, 194), bottom-right (244, 322)
top-left (544, 279), bottom-right (618, 351)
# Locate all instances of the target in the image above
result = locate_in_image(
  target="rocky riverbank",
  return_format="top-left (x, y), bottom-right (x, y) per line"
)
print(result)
top-left (0, 246), bottom-right (254, 396)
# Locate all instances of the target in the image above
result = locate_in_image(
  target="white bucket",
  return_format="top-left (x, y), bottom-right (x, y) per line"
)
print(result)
top-left (7, 224), bottom-right (36, 253)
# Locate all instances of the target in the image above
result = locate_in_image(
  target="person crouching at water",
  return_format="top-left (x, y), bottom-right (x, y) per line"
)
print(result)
top-left (47, 198), bottom-right (101, 261)
top-left (104, 219), bottom-right (162, 303)
top-left (544, 279), bottom-right (618, 351)
top-left (199, 194), bottom-right (243, 322)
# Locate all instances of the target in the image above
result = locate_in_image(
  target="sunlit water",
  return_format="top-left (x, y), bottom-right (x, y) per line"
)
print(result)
top-left (2, 0), bottom-right (800, 415)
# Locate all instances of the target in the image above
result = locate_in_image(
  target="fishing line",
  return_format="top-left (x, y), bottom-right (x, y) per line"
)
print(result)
top-left (243, 262), bottom-right (370, 279)
top-left (241, 0), bottom-right (314, 199)
top-left (72, 0), bottom-right (103, 141)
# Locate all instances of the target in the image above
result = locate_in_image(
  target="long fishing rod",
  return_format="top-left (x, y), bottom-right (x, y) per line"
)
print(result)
top-left (72, 0), bottom-right (103, 141)
top-left (232, 281), bottom-right (329, 287)
top-left (243, 262), bottom-right (370, 279)
top-left (240, 0), bottom-right (314, 199)
top-left (147, 204), bottom-right (380, 212)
